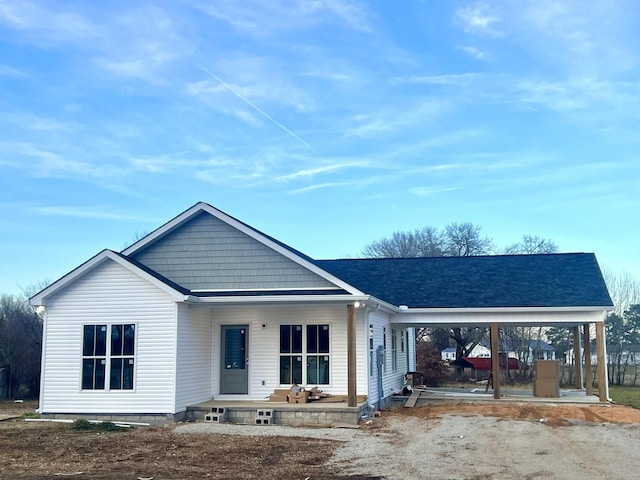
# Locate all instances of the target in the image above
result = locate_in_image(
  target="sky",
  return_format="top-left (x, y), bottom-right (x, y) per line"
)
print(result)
top-left (1, 0), bottom-right (639, 295)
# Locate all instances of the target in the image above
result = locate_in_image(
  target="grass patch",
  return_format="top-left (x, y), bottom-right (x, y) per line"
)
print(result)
top-left (72, 419), bottom-right (127, 432)
top-left (609, 385), bottom-right (640, 408)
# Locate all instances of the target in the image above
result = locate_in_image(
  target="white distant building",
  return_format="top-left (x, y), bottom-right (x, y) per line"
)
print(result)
top-left (441, 347), bottom-right (457, 362)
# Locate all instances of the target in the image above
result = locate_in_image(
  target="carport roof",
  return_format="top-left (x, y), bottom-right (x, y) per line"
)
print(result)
top-left (316, 253), bottom-right (613, 309)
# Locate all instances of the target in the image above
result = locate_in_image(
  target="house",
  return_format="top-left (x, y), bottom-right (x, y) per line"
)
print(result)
top-left (30, 202), bottom-right (614, 422)
top-left (468, 339), bottom-right (556, 364)
top-left (441, 347), bottom-right (457, 362)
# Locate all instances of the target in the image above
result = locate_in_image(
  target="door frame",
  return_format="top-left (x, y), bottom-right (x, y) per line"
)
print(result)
top-left (219, 324), bottom-right (249, 395)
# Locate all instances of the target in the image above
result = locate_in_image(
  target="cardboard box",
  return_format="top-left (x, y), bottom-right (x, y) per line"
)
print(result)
top-left (269, 389), bottom-right (290, 402)
top-left (534, 360), bottom-right (560, 398)
top-left (287, 390), bottom-right (309, 404)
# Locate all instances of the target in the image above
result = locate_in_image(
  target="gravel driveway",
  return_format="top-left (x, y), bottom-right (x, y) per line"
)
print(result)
top-left (176, 408), bottom-right (640, 479)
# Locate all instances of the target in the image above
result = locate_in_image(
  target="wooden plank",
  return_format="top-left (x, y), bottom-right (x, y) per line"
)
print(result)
top-left (490, 323), bottom-right (501, 399)
top-left (583, 323), bottom-right (594, 396)
top-left (595, 322), bottom-right (607, 402)
top-left (573, 326), bottom-right (583, 389)
top-left (404, 390), bottom-right (421, 408)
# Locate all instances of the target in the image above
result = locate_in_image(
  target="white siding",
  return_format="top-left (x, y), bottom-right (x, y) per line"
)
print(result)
top-left (41, 260), bottom-right (178, 414)
top-left (367, 310), bottom-right (408, 406)
top-left (175, 305), bottom-right (213, 411)
top-left (210, 304), bottom-right (366, 400)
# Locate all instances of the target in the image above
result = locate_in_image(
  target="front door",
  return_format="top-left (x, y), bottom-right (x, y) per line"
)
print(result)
top-left (220, 325), bottom-right (248, 394)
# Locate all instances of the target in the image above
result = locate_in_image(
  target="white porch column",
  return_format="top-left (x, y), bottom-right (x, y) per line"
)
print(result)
top-left (347, 304), bottom-right (357, 407)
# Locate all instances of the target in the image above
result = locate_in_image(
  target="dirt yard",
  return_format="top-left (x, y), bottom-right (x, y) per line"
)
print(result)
top-left (2, 401), bottom-right (640, 479)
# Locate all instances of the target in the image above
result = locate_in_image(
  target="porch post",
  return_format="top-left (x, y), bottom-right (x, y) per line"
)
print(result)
top-left (490, 322), bottom-right (500, 399)
top-left (573, 326), bottom-right (583, 389)
top-left (583, 324), bottom-right (594, 396)
top-left (347, 304), bottom-right (357, 407)
top-left (595, 321), bottom-right (608, 402)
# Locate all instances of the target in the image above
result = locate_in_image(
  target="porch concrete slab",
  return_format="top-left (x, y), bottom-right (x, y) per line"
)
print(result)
top-left (186, 399), bottom-right (370, 426)
top-left (390, 387), bottom-right (605, 408)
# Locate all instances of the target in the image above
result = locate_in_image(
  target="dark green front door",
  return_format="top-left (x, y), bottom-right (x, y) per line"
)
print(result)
top-left (220, 325), bottom-right (248, 394)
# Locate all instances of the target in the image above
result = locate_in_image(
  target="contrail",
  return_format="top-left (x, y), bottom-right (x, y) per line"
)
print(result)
top-left (202, 67), bottom-right (315, 152)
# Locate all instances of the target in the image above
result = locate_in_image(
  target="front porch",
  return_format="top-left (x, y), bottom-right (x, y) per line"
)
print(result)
top-left (186, 398), bottom-right (371, 426)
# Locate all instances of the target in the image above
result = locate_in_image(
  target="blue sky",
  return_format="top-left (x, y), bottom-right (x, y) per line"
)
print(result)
top-left (1, 0), bottom-right (639, 295)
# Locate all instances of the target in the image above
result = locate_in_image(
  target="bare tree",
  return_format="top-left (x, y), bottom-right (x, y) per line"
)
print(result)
top-left (443, 222), bottom-right (494, 256)
top-left (362, 227), bottom-right (444, 258)
top-left (0, 293), bottom-right (43, 399)
top-left (503, 235), bottom-right (558, 254)
top-left (603, 268), bottom-right (640, 315)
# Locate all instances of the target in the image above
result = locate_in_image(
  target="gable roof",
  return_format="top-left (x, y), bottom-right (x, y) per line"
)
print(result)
top-left (122, 202), bottom-right (362, 296)
top-left (316, 253), bottom-right (613, 309)
top-left (30, 202), bottom-right (614, 312)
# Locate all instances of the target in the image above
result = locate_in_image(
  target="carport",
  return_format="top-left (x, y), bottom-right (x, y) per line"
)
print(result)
top-left (392, 312), bottom-right (610, 401)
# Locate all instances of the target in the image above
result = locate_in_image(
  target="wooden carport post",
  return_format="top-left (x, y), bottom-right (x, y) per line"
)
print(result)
top-left (347, 304), bottom-right (357, 407)
top-left (573, 326), bottom-right (583, 389)
top-left (595, 321), bottom-right (608, 402)
top-left (583, 324), bottom-right (593, 396)
top-left (490, 322), bottom-right (500, 399)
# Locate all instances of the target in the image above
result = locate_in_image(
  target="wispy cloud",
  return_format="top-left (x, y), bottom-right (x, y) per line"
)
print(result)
top-left (197, 0), bottom-right (372, 35)
top-left (455, 3), bottom-right (502, 37)
top-left (457, 46), bottom-right (487, 60)
top-left (27, 204), bottom-right (151, 222)
top-left (409, 186), bottom-right (462, 196)
top-left (0, 64), bottom-right (26, 76)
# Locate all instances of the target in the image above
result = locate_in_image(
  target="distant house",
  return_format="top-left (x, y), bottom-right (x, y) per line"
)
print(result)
top-left (468, 339), bottom-right (555, 364)
top-left (441, 347), bottom-right (457, 362)
top-left (30, 202), bottom-right (613, 421)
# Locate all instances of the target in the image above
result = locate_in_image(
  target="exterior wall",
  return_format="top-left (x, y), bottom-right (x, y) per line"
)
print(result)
top-left (40, 260), bottom-right (178, 414)
top-left (132, 212), bottom-right (336, 291)
top-left (175, 305), bottom-right (213, 412)
top-left (367, 310), bottom-right (408, 407)
top-left (209, 304), bottom-right (367, 400)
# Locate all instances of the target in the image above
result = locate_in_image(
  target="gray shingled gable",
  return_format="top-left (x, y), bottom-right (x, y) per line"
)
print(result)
top-left (316, 253), bottom-right (613, 308)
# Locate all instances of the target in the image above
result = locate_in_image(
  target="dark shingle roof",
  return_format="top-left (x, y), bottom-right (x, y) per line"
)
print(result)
top-left (316, 253), bottom-right (613, 309)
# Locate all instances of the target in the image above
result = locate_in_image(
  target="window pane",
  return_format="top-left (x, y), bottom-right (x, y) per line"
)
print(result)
top-left (307, 325), bottom-right (318, 353)
top-left (82, 359), bottom-right (95, 389)
top-left (307, 356), bottom-right (317, 384)
top-left (292, 356), bottom-right (302, 384)
top-left (224, 328), bottom-right (245, 370)
top-left (292, 326), bottom-right (302, 353)
top-left (111, 325), bottom-right (123, 356)
top-left (319, 356), bottom-right (329, 384)
top-left (95, 326), bottom-right (107, 356)
top-left (369, 324), bottom-right (373, 350)
top-left (123, 325), bottom-right (135, 356)
top-left (123, 359), bottom-right (134, 389)
top-left (83, 326), bottom-right (95, 357)
top-left (95, 359), bottom-right (106, 389)
top-left (110, 358), bottom-right (123, 389)
top-left (280, 325), bottom-right (291, 353)
top-left (319, 325), bottom-right (329, 353)
top-left (279, 356), bottom-right (291, 384)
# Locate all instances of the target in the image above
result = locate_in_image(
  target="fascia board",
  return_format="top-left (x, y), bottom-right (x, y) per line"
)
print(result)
top-left (396, 306), bottom-right (613, 314)
top-left (122, 202), bottom-right (365, 296)
top-left (30, 250), bottom-right (185, 306)
top-left (187, 294), bottom-right (370, 305)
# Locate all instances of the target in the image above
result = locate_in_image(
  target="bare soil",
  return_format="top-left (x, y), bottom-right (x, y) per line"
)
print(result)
top-left (2, 401), bottom-right (640, 479)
